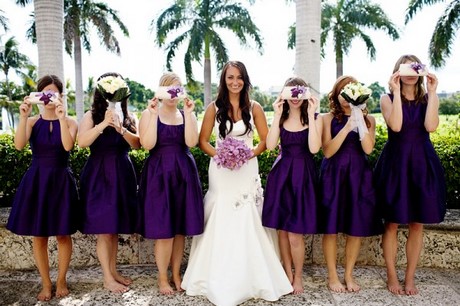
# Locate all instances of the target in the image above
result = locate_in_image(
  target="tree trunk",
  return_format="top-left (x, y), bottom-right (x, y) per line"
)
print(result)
top-left (74, 35), bottom-right (84, 121)
top-left (34, 0), bottom-right (65, 108)
top-left (295, 0), bottom-right (321, 96)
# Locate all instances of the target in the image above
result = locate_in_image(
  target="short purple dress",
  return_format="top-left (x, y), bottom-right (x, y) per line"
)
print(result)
top-left (79, 127), bottom-right (138, 234)
top-left (137, 113), bottom-right (204, 239)
top-left (262, 127), bottom-right (318, 234)
top-left (319, 116), bottom-right (383, 236)
top-left (374, 95), bottom-right (446, 224)
top-left (7, 117), bottom-right (78, 236)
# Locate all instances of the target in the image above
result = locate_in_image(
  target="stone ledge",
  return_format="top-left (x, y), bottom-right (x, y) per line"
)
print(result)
top-left (0, 207), bottom-right (459, 270)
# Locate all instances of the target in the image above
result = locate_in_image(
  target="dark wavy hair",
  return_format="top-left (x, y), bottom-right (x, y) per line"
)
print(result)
top-left (215, 61), bottom-right (252, 139)
top-left (328, 75), bottom-right (371, 128)
top-left (37, 75), bottom-right (63, 93)
top-left (91, 72), bottom-right (136, 133)
top-left (279, 77), bottom-right (310, 128)
top-left (392, 54), bottom-right (426, 104)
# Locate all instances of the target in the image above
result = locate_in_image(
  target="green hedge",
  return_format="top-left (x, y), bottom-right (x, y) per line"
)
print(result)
top-left (0, 129), bottom-right (459, 209)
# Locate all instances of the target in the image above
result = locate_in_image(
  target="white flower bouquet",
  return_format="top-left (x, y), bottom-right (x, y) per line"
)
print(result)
top-left (97, 76), bottom-right (131, 124)
top-left (340, 82), bottom-right (372, 141)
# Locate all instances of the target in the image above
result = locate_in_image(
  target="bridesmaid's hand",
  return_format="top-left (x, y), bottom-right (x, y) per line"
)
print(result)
top-left (272, 95), bottom-right (284, 118)
top-left (345, 115), bottom-right (357, 132)
top-left (19, 96), bottom-right (32, 118)
top-left (183, 97), bottom-right (195, 114)
top-left (426, 73), bottom-right (438, 93)
top-left (54, 97), bottom-right (66, 120)
top-left (388, 72), bottom-right (401, 93)
top-left (307, 96), bottom-right (319, 117)
top-left (147, 98), bottom-right (159, 116)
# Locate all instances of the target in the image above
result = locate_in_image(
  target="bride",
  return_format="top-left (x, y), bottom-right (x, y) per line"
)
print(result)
top-left (181, 61), bottom-right (293, 306)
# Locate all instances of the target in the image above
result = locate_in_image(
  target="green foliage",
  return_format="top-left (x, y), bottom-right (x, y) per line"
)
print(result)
top-left (439, 95), bottom-right (460, 115)
top-left (125, 78), bottom-right (154, 112)
top-left (1, 120), bottom-right (459, 209)
top-left (0, 133), bottom-right (31, 207)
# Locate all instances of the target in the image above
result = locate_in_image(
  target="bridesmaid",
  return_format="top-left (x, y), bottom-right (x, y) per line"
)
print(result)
top-left (7, 75), bottom-right (78, 301)
top-left (375, 54), bottom-right (446, 295)
top-left (262, 76), bottom-right (322, 294)
top-left (137, 72), bottom-right (203, 294)
top-left (78, 72), bottom-right (140, 293)
top-left (319, 75), bottom-right (383, 293)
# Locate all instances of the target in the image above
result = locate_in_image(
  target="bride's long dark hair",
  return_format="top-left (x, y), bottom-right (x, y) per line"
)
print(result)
top-left (215, 61), bottom-right (253, 139)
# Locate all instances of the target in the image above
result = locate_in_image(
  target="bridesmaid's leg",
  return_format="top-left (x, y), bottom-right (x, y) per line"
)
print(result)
top-left (344, 235), bottom-right (361, 292)
top-left (33, 236), bottom-right (53, 301)
top-left (110, 235), bottom-right (132, 286)
top-left (97, 234), bottom-right (128, 293)
top-left (171, 235), bottom-right (185, 291)
top-left (55, 235), bottom-right (72, 298)
top-left (155, 238), bottom-right (174, 294)
top-left (323, 234), bottom-right (345, 292)
top-left (279, 230), bottom-right (293, 284)
top-left (404, 223), bottom-right (423, 295)
top-left (288, 232), bottom-right (305, 294)
top-left (382, 222), bottom-right (404, 294)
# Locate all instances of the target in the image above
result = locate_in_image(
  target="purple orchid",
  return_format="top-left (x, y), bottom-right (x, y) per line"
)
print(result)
top-left (213, 137), bottom-right (253, 170)
top-left (36, 90), bottom-right (56, 105)
top-left (290, 85), bottom-right (306, 98)
top-left (167, 86), bottom-right (184, 99)
top-left (410, 63), bottom-right (426, 74)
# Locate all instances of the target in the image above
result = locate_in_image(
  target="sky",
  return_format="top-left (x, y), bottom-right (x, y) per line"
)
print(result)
top-left (2, 0), bottom-right (460, 96)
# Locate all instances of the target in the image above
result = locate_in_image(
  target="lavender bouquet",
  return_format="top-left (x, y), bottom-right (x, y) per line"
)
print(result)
top-left (213, 137), bottom-right (254, 170)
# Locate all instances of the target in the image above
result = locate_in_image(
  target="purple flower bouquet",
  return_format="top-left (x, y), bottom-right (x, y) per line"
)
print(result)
top-left (213, 137), bottom-right (254, 170)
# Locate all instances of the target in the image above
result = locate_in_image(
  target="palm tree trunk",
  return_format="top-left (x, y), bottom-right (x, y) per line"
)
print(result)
top-left (34, 0), bottom-right (65, 105)
top-left (335, 44), bottom-right (343, 78)
top-left (295, 0), bottom-right (321, 96)
top-left (74, 35), bottom-right (84, 121)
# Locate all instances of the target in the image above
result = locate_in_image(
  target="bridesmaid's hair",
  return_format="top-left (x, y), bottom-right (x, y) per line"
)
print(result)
top-left (328, 75), bottom-right (371, 128)
top-left (37, 75), bottom-right (63, 94)
top-left (392, 54), bottom-right (426, 104)
top-left (215, 61), bottom-right (252, 139)
top-left (91, 72), bottom-right (136, 133)
top-left (159, 71), bottom-right (181, 87)
top-left (279, 77), bottom-right (310, 128)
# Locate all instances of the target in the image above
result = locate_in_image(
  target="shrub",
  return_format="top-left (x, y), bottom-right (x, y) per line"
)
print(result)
top-left (0, 123), bottom-right (458, 209)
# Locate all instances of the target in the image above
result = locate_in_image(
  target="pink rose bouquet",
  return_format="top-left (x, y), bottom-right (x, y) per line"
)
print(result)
top-left (213, 137), bottom-right (254, 170)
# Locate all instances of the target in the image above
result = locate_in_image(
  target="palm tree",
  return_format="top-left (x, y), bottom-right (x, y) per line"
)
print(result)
top-left (23, 0), bottom-right (129, 121)
top-left (16, 0), bottom-right (65, 93)
top-left (321, 0), bottom-right (400, 78)
top-left (405, 0), bottom-right (460, 68)
top-left (0, 37), bottom-right (30, 101)
top-left (0, 9), bottom-right (9, 32)
top-left (154, 0), bottom-right (263, 106)
top-left (294, 0), bottom-right (321, 95)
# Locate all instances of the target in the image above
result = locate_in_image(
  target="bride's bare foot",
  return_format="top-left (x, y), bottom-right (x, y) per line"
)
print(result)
top-left (327, 277), bottom-right (346, 293)
top-left (344, 275), bottom-right (360, 292)
top-left (158, 277), bottom-right (174, 295)
top-left (104, 279), bottom-right (128, 294)
top-left (37, 283), bottom-right (52, 301)
top-left (387, 275), bottom-right (404, 295)
top-left (292, 275), bottom-right (304, 294)
top-left (55, 279), bottom-right (70, 298)
top-left (404, 278), bottom-right (419, 295)
top-left (113, 271), bottom-right (132, 286)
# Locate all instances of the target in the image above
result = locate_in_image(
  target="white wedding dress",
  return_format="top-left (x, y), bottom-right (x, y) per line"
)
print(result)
top-left (182, 107), bottom-right (293, 306)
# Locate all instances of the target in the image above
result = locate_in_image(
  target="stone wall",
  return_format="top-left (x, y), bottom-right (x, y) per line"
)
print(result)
top-left (1, 208), bottom-right (459, 270)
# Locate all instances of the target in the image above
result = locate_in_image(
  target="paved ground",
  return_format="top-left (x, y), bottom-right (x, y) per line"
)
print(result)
top-left (0, 264), bottom-right (459, 306)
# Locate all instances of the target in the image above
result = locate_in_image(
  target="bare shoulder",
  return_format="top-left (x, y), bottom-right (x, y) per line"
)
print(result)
top-left (321, 112), bottom-right (334, 123)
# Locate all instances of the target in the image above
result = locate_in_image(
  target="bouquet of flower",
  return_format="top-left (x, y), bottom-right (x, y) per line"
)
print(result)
top-left (340, 82), bottom-right (372, 141)
top-left (340, 82), bottom-right (372, 106)
top-left (213, 137), bottom-right (254, 170)
top-left (97, 76), bottom-right (130, 124)
top-left (96, 75), bottom-right (131, 102)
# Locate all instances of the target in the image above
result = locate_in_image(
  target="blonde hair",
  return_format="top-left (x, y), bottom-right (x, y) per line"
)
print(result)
top-left (159, 72), bottom-right (181, 87)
